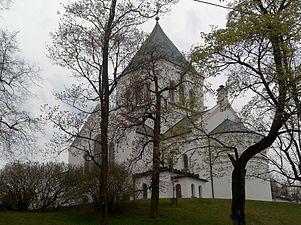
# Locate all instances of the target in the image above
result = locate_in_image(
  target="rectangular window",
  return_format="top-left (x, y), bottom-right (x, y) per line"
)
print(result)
top-left (169, 81), bottom-right (175, 102)
top-left (183, 154), bottom-right (188, 169)
top-left (179, 84), bottom-right (185, 102)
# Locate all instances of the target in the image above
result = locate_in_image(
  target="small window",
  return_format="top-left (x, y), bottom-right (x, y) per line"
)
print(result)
top-left (191, 184), bottom-right (195, 197)
top-left (169, 81), bottom-right (175, 102)
top-left (145, 81), bottom-right (151, 102)
top-left (183, 154), bottom-right (188, 169)
top-left (168, 157), bottom-right (174, 169)
top-left (135, 92), bottom-right (143, 105)
top-left (142, 183), bottom-right (148, 199)
top-left (198, 185), bottom-right (202, 198)
top-left (162, 97), bottom-right (168, 111)
top-left (189, 89), bottom-right (194, 99)
top-left (179, 84), bottom-right (185, 102)
top-left (94, 135), bottom-right (101, 164)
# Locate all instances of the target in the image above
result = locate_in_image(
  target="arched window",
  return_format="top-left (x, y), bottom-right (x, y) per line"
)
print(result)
top-left (179, 84), bottom-right (185, 102)
top-left (183, 154), bottom-right (188, 170)
top-left (198, 185), bottom-right (202, 198)
top-left (189, 88), bottom-right (194, 99)
top-left (94, 135), bottom-right (101, 164)
top-left (109, 142), bottom-right (115, 164)
top-left (169, 80), bottom-right (175, 102)
top-left (145, 81), bottom-right (151, 102)
top-left (163, 98), bottom-right (168, 111)
top-left (135, 90), bottom-right (143, 105)
top-left (168, 157), bottom-right (174, 170)
top-left (142, 183), bottom-right (148, 199)
top-left (191, 184), bottom-right (195, 197)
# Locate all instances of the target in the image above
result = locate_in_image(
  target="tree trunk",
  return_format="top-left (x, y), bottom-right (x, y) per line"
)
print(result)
top-left (150, 141), bottom-right (160, 218)
top-left (99, 131), bottom-right (109, 225)
top-left (150, 86), bottom-right (161, 218)
top-left (231, 161), bottom-right (246, 225)
top-left (99, 63), bottom-right (109, 225)
top-left (99, 34), bottom-right (110, 225)
top-left (99, 1), bottom-right (117, 225)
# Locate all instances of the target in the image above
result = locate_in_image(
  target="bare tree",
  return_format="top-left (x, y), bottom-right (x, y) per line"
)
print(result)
top-left (45, 1), bottom-right (177, 224)
top-left (0, 29), bottom-right (40, 158)
top-left (117, 27), bottom-right (201, 216)
top-left (0, 161), bottom-right (40, 210)
top-left (80, 163), bottom-right (133, 212)
top-left (266, 115), bottom-right (301, 186)
top-left (33, 162), bottom-right (83, 211)
top-left (0, 161), bottom-right (86, 211)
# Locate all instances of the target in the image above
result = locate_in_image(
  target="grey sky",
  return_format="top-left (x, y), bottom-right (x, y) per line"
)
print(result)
top-left (0, 0), bottom-right (228, 164)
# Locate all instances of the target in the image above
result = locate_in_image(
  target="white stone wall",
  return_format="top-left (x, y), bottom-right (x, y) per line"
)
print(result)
top-left (68, 146), bottom-right (84, 166)
top-left (174, 177), bottom-right (205, 198)
top-left (68, 58), bottom-right (272, 202)
top-left (246, 178), bottom-right (272, 201)
top-left (134, 171), bottom-right (206, 199)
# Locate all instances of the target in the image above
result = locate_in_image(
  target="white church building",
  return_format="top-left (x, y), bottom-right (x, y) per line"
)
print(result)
top-left (69, 19), bottom-right (272, 201)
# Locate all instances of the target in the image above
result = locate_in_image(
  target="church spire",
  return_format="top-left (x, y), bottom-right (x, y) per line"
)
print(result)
top-left (123, 18), bottom-right (188, 73)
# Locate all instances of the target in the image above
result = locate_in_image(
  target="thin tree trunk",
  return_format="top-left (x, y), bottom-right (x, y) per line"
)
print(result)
top-left (99, 44), bottom-right (109, 225)
top-left (99, 167), bottom-right (108, 225)
top-left (98, 1), bottom-right (117, 225)
top-left (150, 140), bottom-right (160, 218)
top-left (150, 86), bottom-right (161, 218)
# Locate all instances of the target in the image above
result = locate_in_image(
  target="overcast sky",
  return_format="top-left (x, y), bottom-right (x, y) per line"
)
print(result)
top-left (0, 0), bottom-right (228, 164)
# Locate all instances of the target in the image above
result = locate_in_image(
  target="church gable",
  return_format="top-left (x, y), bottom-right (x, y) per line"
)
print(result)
top-left (210, 119), bottom-right (253, 135)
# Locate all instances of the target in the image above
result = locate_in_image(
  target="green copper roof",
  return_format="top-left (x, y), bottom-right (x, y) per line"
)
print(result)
top-left (124, 21), bottom-right (188, 73)
top-left (210, 119), bottom-right (254, 135)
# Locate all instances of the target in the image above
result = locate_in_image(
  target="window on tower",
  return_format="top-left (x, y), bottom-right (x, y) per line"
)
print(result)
top-left (183, 153), bottom-right (188, 170)
top-left (179, 83), bottom-right (185, 102)
top-left (169, 80), bottom-right (175, 102)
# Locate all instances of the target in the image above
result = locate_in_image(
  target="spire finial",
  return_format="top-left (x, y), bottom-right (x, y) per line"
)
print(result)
top-left (217, 85), bottom-right (230, 111)
top-left (155, 2), bottom-right (160, 23)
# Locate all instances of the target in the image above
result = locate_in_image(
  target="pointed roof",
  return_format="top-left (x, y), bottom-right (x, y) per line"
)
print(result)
top-left (161, 112), bottom-right (203, 140)
top-left (124, 21), bottom-right (188, 73)
top-left (210, 119), bottom-right (255, 135)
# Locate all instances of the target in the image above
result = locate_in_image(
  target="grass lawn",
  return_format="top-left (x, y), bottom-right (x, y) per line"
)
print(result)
top-left (0, 198), bottom-right (300, 225)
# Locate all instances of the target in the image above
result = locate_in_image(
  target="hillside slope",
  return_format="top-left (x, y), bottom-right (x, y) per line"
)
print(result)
top-left (0, 199), bottom-right (300, 225)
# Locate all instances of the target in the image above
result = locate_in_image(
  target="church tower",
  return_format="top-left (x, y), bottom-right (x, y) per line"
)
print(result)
top-left (117, 18), bottom-right (204, 131)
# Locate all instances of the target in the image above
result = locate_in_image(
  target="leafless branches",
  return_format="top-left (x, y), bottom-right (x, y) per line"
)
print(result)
top-left (0, 29), bottom-right (40, 158)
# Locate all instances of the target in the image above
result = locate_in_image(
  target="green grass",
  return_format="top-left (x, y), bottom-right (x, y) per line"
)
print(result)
top-left (0, 199), bottom-right (300, 225)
